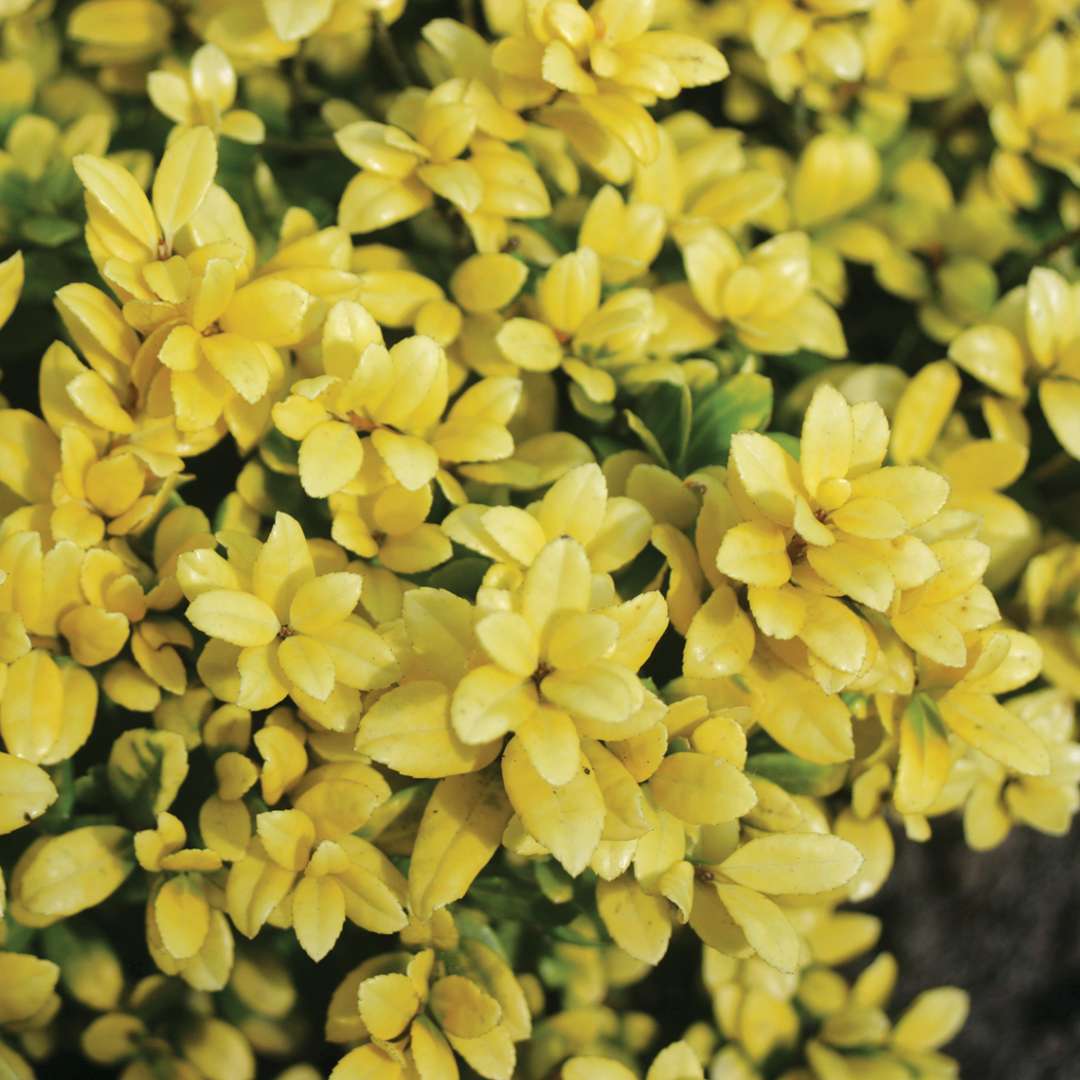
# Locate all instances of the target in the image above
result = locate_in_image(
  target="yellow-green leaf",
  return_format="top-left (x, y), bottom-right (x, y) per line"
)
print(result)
top-left (107, 728), bottom-right (189, 826)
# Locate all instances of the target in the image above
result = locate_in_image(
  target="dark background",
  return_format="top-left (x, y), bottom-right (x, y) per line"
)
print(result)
top-left (870, 819), bottom-right (1080, 1078)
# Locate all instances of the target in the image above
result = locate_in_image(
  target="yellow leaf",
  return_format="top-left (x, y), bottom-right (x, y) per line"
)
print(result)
top-left (645, 1040), bottom-right (705, 1080)
top-left (177, 1016), bottom-right (255, 1080)
top-left (0, 953), bottom-right (58, 1024)
top-left (891, 361), bottom-right (961, 464)
top-left (222, 279), bottom-right (313, 347)
top-left (0, 752), bottom-right (57, 834)
top-left (939, 691), bottom-right (1049, 776)
top-left (254, 725), bottom-right (307, 805)
top-left (517, 705), bottom-right (581, 786)
top-left (495, 317), bottom-right (564, 371)
top-left (82, 1013), bottom-right (146, 1065)
top-left (330, 1043), bottom-right (408, 1080)
top-left (256, 809), bottom-right (315, 871)
top-left (291, 763), bottom-right (389, 841)
top-left (411, 1015), bottom-right (460, 1080)
top-left (834, 810), bottom-right (894, 904)
top-left (446, 1025), bottom-right (516, 1080)
top-left (502, 735), bottom-right (603, 877)
top-left (299, 421), bottom-right (364, 498)
top-left (155, 875), bottom-right (210, 960)
top-left (278, 633), bottom-right (335, 701)
top-left (225, 840), bottom-right (297, 938)
top-left (895, 695), bottom-right (952, 814)
top-left (719, 834), bottom-right (862, 896)
top-left (450, 253), bottom-right (528, 313)
top-left (1039, 377), bottom-right (1080, 459)
top-left (292, 875), bottom-right (346, 961)
top-left (339, 172), bottom-right (433, 234)
top-left (537, 247), bottom-right (601, 336)
top-left (521, 536), bottom-right (592, 629)
top-left (60, 605), bottom-right (130, 667)
top-left (408, 768), bottom-right (512, 920)
top-left (948, 325), bottom-right (1025, 397)
top-left (475, 612), bottom-right (539, 678)
top-left (357, 681), bottom-right (502, 778)
top-left (370, 429), bottom-right (440, 491)
top-left (715, 520), bottom-right (791, 587)
top-left (649, 751), bottom-right (757, 825)
top-left (801, 383), bottom-right (853, 498)
top-left (199, 793), bottom-right (252, 862)
top-left (186, 589), bottom-right (279, 647)
top-left (683, 585), bottom-right (755, 679)
top-left (792, 133), bottom-right (880, 229)
top-left (582, 739), bottom-right (651, 840)
top-left (429, 975), bottom-right (502, 1038)
top-left (458, 938), bottom-right (532, 1042)
top-left (358, 972), bottom-right (420, 1039)
top-left (335, 835), bottom-right (408, 933)
top-left (715, 883), bottom-right (799, 973)
top-left (565, 1058), bottom-right (637, 1080)
top-left (73, 152), bottom-right (159, 253)
top-left (11, 826), bottom-right (133, 926)
top-left (451, 664), bottom-right (533, 745)
top-left (729, 431), bottom-right (799, 525)
top-left (892, 987), bottom-right (969, 1051)
top-left (596, 874), bottom-right (672, 965)
top-left (153, 126), bottom-right (217, 242)
top-left (264, 0), bottom-right (333, 40)
top-left (0, 250), bottom-right (24, 329)
top-left (540, 661), bottom-right (646, 740)
top-left (253, 511), bottom-right (315, 622)
top-left (746, 663), bottom-right (854, 764)
top-left (0, 409), bottom-right (60, 504)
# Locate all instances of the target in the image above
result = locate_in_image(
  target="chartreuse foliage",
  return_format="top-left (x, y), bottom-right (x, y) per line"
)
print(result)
top-left (0, 0), bottom-right (1078, 1078)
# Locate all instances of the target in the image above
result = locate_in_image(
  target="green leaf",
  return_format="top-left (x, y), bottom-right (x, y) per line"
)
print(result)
top-left (41, 917), bottom-right (123, 1010)
top-left (746, 752), bottom-right (847, 796)
top-left (106, 729), bottom-right (189, 828)
top-left (627, 376), bottom-right (692, 472)
top-left (534, 860), bottom-right (574, 904)
top-left (261, 427), bottom-right (300, 470)
top-left (21, 216), bottom-right (81, 247)
top-left (613, 544), bottom-right (665, 603)
top-left (769, 349), bottom-right (834, 376)
top-left (422, 556), bottom-right (490, 598)
top-left (685, 372), bottom-right (773, 472)
top-left (765, 431), bottom-right (801, 460)
top-left (624, 408), bottom-right (669, 468)
top-left (38, 759), bottom-right (75, 833)
top-left (905, 691), bottom-right (948, 740)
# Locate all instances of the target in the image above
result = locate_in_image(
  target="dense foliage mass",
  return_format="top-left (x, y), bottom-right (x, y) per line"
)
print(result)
top-left (0, 1), bottom-right (1078, 1077)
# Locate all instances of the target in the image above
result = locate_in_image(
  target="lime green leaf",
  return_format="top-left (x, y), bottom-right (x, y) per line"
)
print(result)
top-left (628, 377), bottom-right (693, 472)
top-left (746, 752), bottom-right (848, 796)
top-left (685, 372), bottom-right (773, 472)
